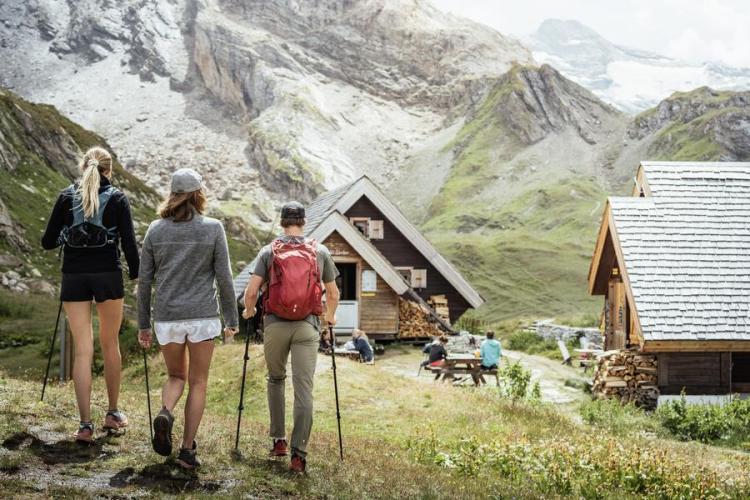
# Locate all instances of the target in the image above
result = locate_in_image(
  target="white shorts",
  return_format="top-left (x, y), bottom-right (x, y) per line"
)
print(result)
top-left (154, 318), bottom-right (222, 345)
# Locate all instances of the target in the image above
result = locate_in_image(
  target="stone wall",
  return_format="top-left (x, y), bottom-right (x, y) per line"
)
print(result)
top-left (535, 320), bottom-right (602, 346)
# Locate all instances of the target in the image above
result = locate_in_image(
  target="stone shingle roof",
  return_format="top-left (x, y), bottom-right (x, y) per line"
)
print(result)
top-left (611, 162), bottom-right (750, 341)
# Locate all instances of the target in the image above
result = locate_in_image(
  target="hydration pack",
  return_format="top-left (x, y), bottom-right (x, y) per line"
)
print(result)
top-left (61, 184), bottom-right (119, 249)
top-left (264, 238), bottom-right (324, 321)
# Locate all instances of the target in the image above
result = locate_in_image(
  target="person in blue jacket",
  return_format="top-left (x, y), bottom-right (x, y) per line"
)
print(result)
top-left (480, 331), bottom-right (502, 370)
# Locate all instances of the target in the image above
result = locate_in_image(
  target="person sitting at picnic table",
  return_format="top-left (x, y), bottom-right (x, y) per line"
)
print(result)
top-left (352, 329), bottom-right (374, 364)
top-left (319, 329), bottom-right (332, 354)
top-left (428, 336), bottom-right (449, 368)
top-left (480, 330), bottom-right (502, 370)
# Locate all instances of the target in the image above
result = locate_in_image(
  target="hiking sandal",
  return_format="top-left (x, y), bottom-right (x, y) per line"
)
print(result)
top-left (152, 407), bottom-right (174, 457)
top-left (76, 422), bottom-right (94, 443)
top-left (103, 409), bottom-right (129, 430)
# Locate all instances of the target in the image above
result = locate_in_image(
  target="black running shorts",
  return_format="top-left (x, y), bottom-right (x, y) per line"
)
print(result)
top-left (60, 272), bottom-right (124, 303)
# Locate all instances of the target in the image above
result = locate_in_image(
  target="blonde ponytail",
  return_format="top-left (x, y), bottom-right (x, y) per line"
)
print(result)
top-left (76, 147), bottom-right (113, 219)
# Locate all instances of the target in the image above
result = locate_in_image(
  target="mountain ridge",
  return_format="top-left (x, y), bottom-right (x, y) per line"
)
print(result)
top-left (529, 18), bottom-right (750, 113)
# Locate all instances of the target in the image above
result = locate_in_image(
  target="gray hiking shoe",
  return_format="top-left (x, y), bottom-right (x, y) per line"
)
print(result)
top-left (152, 407), bottom-right (174, 457)
top-left (176, 441), bottom-right (200, 469)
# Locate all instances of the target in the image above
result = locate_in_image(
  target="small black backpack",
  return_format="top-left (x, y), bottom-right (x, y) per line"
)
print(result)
top-left (60, 185), bottom-right (119, 248)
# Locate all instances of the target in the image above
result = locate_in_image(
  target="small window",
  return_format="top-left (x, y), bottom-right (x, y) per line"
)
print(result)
top-left (395, 267), bottom-right (427, 289)
top-left (350, 217), bottom-right (370, 238)
top-left (368, 220), bottom-right (384, 239)
top-left (412, 269), bottom-right (427, 289)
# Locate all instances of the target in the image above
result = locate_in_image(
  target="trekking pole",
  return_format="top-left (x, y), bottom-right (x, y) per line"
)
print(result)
top-left (235, 317), bottom-right (253, 451)
top-left (143, 348), bottom-right (153, 442)
top-left (41, 301), bottom-right (64, 402)
top-left (329, 326), bottom-right (344, 461)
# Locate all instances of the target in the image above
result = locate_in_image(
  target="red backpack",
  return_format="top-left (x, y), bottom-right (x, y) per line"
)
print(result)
top-left (264, 238), bottom-right (324, 320)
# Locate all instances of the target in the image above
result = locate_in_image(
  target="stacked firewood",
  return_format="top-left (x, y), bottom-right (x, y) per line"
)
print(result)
top-left (398, 298), bottom-right (443, 339)
top-left (592, 348), bottom-right (659, 409)
top-left (428, 295), bottom-right (450, 324)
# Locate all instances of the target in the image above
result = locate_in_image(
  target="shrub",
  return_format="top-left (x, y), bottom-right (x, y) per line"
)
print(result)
top-left (407, 431), bottom-right (745, 498)
top-left (499, 361), bottom-right (538, 402)
top-left (507, 331), bottom-right (557, 354)
top-left (657, 395), bottom-right (750, 445)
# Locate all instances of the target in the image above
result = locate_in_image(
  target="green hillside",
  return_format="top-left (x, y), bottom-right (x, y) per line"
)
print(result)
top-left (420, 72), bottom-right (750, 323)
top-left (421, 64), bottom-right (625, 322)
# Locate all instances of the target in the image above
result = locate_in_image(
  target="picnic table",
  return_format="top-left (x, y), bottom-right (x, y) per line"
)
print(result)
top-left (431, 354), bottom-right (499, 386)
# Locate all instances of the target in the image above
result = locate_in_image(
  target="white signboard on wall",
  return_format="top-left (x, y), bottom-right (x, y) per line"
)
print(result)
top-left (362, 270), bottom-right (377, 292)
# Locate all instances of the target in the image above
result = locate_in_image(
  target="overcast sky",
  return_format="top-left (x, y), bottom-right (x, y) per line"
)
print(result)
top-left (431, 0), bottom-right (750, 68)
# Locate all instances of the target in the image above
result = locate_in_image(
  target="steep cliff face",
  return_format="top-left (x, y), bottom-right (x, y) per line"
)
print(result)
top-left (0, 0), bottom-right (533, 222)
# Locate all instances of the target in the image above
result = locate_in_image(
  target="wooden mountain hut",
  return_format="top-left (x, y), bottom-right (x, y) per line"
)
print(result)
top-left (589, 161), bottom-right (750, 399)
top-left (234, 176), bottom-right (484, 340)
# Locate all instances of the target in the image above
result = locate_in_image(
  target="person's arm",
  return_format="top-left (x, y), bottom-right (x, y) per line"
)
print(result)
top-left (243, 247), bottom-right (269, 319)
top-left (324, 280), bottom-right (340, 326)
top-left (136, 229), bottom-right (155, 347)
top-left (213, 224), bottom-right (239, 334)
top-left (319, 244), bottom-right (340, 325)
top-left (41, 193), bottom-right (66, 250)
top-left (117, 193), bottom-right (140, 280)
top-left (243, 274), bottom-right (264, 319)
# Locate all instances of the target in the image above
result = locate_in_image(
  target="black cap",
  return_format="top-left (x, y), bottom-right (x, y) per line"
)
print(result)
top-left (281, 201), bottom-right (305, 219)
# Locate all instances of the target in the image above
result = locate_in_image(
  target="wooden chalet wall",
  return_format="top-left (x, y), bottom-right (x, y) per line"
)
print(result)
top-left (324, 231), bottom-right (399, 336)
top-left (344, 196), bottom-right (471, 321)
top-left (657, 353), bottom-right (731, 395)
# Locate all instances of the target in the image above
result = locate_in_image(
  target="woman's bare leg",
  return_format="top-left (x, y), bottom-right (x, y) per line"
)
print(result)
top-left (160, 342), bottom-right (187, 412)
top-left (95, 298), bottom-right (124, 410)
top-left (183, 340), bottom-right (214, 448)
top-left (64, 301), bottom-right (93, 423)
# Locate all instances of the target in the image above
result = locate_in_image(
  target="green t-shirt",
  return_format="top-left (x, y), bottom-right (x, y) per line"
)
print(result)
top-left (252, 235), bottom-right (339, 328)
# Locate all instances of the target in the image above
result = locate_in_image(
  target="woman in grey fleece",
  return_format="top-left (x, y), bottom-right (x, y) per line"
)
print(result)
top-left (137, 168), bottom-right (239, 469)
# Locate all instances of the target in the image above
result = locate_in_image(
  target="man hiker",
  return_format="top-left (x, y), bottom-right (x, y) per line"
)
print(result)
top-left (242, 201), bottom-right (340, 473)
top-left (480, 330), bottom-right (502, 370)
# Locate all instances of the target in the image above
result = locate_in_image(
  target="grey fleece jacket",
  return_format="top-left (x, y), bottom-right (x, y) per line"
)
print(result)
top-left (137, 214), bottom-right (239, 330)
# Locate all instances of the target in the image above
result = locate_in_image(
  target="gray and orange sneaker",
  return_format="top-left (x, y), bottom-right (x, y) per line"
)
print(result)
top-left (75, 422), bottom-right (94, 443)
top-left (289, 453), bottom-right (306, 474)
top-left (176, 441), bottom-right (201, 469)
top-left (270, 439), bottom-right (288, 457)
top-left (103, 410), bottom-right (129, 431)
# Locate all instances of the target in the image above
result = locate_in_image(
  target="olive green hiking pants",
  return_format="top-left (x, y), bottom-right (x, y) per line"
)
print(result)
top-left (264, 320), bottom-right (319, 457)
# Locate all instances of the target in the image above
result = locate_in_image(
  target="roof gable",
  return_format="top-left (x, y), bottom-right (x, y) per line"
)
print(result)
top-left (325, 176), bottom-right (485, 308)
top-left (590, 161), bottom-right (750, 344)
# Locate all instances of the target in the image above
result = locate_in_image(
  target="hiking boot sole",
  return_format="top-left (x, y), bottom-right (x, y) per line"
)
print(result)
top-left (176, 458), bottom-right (199, 470)
top-left (152, 414), bottom-right (173, 457)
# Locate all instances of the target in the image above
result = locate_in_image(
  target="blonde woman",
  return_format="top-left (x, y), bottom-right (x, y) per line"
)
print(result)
top-left (352, 329), bottom-right (374, 364)
top-left (137, 168), bottom-right (238, 469)
top-left (41, 146), bottom-right (140, 443)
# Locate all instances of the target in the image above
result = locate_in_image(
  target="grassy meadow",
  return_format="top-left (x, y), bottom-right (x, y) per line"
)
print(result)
top-left (1, 343), bottom-right (750, 498)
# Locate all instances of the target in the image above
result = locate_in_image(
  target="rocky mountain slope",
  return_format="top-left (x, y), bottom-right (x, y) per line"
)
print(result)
top-left (0, 0), bottom-right (532, 224)
top-left (529, 19), bottom-right (750, 113)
